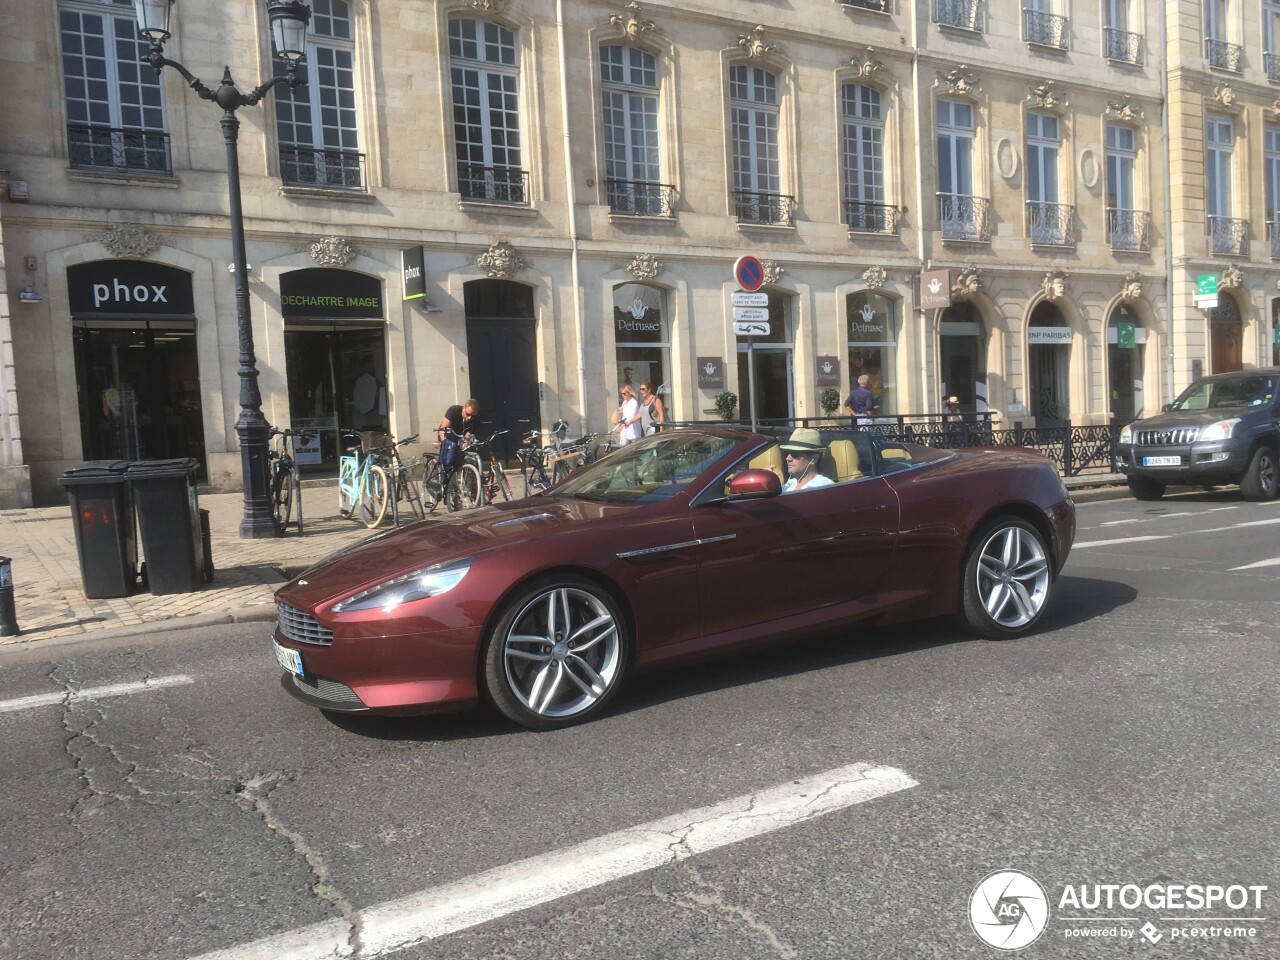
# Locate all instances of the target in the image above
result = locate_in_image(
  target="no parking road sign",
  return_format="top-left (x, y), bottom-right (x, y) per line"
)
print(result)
top-left (734, 255), bottom-right (765, 292)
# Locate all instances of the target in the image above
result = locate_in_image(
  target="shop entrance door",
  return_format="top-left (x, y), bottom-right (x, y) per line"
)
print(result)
top-left (73, 319), bottom-right (207, 474)
top-left (465, 280), bottom-right (539, 463)
top-left (1210, 292), bottom-right (1243, 373)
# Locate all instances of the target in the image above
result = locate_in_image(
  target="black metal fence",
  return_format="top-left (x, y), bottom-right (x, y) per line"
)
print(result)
top-left (665, 415), bottom-right (1121, 477)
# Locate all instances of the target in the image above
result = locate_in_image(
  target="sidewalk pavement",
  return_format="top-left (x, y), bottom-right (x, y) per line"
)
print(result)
top-left (0, 472), bottom-right (1129, 651)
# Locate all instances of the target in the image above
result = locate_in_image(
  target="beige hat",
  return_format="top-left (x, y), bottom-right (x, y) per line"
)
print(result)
top-left (778, 428), bottom-right (825, 453)
top-left (948, 396), bottom-right (959, 404)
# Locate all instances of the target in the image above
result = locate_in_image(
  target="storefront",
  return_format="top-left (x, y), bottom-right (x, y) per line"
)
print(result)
top-left (69, 260), bottom-right (207, 472)
top-left (939, 301), bottom-right (987, 413)
top-left (1107, 302), bottom-right (1146, 424)
top-left (736, 291), bottom-right (794, 422)
top-left (612, 283), bottom-right (673, 421)
top-left (280, 268), bottom-right (387, 468)
top-left (846, 291), bottom-right (898, 415)
top-left (1028, 301), bottom-right (1072, 427)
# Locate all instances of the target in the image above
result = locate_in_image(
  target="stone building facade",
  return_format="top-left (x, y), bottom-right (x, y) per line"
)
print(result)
top-left (0, 0), bottom-right (1270, 506)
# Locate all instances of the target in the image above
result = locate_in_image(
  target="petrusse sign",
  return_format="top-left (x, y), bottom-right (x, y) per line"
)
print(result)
top-left (68, 260), bottom-right (195, 317)
top-left (281, 268), bottom-right (383, 319)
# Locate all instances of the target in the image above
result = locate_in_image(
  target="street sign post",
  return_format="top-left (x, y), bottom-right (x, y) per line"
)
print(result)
top-left (730, 255), bottom-right (766, 431)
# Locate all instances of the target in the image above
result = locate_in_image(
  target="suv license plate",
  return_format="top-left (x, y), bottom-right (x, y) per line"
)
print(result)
top-left (1143, 456), bottom-right (1181, 467)
top-left (273, 638), bottom-right (304, 678)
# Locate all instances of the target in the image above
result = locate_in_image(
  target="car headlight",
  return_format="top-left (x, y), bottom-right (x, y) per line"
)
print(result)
top-left (1119, 424), bottom-right (1133, 444)
top-left (331, 558), bottom-right (473, 613)
top-left (1198, 418), bottom-right (1240, 442)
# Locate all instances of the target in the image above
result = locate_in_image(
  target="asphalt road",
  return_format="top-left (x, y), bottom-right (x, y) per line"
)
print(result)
top-left (2, 490), bottom-right (1278, 960)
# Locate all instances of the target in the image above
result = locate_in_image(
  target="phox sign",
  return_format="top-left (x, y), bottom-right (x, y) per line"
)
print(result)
top-left (733, 255), bottom-right (765, 292)
top-left (68, 261), bottom-right (195, 317)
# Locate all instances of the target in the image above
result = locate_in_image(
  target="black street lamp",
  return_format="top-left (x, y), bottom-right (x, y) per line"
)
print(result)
top-left (133, 0), bottom-right (311, 538)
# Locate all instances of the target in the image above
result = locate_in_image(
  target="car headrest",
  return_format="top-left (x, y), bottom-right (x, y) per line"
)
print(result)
top-left (747, 445), bottom-right (783, 476)
top-left (826, 439), bottom-right (863, 482)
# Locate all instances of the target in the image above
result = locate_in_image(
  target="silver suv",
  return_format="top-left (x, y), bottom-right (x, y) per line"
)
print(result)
top-left (1115, 369), bottom-right (1280, 501)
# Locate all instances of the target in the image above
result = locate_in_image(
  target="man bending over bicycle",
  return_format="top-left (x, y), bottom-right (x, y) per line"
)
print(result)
top-left (438, 399), bottom-right (479, 444)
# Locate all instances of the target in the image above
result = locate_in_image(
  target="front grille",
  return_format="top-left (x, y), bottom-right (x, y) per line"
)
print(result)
top-left (1135, 428), bottom-right (1199, 446)
top-left (277, 602), bottom-right (334, 646)
top-left (288, 673), bottom-right (364, 706)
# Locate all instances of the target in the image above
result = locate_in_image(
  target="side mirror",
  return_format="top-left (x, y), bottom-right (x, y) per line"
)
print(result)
top-left (726, 469), bottom-right (782, 500)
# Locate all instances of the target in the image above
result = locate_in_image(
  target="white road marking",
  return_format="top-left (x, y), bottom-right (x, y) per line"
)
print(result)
top-left (1072, 535), bottom-right (1171, 549)
top-left (1229, 557), bottom-right (1280, 571)
top-left (1198, 517), bottom-right (1280, 534)
top-left (189, 762), bottom-right (917, 960)
top-left (1095, 507), bottom-right (1236, 528)
top-left (0, 675), bottom-right (194, 714)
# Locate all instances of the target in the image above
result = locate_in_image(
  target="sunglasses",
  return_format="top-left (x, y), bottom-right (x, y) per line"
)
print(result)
top-left (784, 450), bottom-right (813, 459)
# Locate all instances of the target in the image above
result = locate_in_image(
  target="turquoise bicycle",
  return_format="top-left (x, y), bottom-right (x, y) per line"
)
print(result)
top-left (337, 431), bottom-right (390, 528)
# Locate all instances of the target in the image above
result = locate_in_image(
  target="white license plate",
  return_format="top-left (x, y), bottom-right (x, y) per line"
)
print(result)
top-left (1143, 456), bottom-right (1182, 467)
top-left (272, 638), bottom-right (304, 678)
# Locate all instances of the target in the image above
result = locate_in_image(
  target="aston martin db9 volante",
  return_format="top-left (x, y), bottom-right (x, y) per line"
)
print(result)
top-left (272, 428), bottom-right (1075, 730)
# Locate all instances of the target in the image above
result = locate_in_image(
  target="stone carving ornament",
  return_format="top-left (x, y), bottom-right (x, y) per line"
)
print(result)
top-left (309, 236), bottom-right (357, 266)
top-left (861, 265), bottom-right (887, 289)
top-left (610, 1), bottom-right (657, 41)
top-left (98, 222), bottom-right (160, 258)
top-left (938, 66), bottom-right (979, 96)
top-left (1027, 81), bottom-right (1067, 111)
top-left (1041, 269), bottom-right (1068, 302)
top-left (1219, 264), bottom-right (1244, 289)
top-left (1212, 83), bottom-right (1241, 112)
top-left (952, 265), bottom-right (982, 300)
top-left (761, 259), bottom-right (785, 285)
top-left (850, 47), bottom-right (884, 79)
top-left (736, 25), bottom-right (779, 60)
top-left (1121, 271), bottom-right (1143, 303)
top-left (466, 0), bottom-right (506, 12)
top-left (477, 239), bottom-right (528, 279)
top-left (1105, 98), bottom-right (1144, 123)
top-left (626, 252), bottom-right (663, 280)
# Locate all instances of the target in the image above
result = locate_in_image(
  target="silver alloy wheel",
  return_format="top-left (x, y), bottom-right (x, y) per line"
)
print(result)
top-left (502, 586), bottom-right (622, 718)
top-left (974, 524), bottom-right (1051, 629)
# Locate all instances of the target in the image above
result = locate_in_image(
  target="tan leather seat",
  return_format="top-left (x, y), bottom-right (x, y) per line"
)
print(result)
top-left (826, 439), bottom-right (864, 482)
top-left (747, 445), bottom-right (783, 475)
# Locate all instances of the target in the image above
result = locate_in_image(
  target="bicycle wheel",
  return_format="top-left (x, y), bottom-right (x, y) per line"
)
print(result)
top-left (360, 464), bottom-right (390, 528)
top-left (420, 456), bottom-right (442, 513)
top-left (399, 464), bottom-right (425, 520)
top-left (271, 467), bottom-right (293, 534)
top-left (448, 462), bottom-right (482, 511)
top-left (338, 457), bottom-right (358, 517)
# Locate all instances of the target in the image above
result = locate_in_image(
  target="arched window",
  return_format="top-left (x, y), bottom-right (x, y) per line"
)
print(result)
top-left (1210, 291), bottom-right (1243, 373)
top-left (939, 302), bottom-right (987, 412)
top-left (1107, 303), bottom-right (1146, 423)
top-left (613, 284), bottom-right (672, 420)
top-left (846, 292), bottom-right (898, 415)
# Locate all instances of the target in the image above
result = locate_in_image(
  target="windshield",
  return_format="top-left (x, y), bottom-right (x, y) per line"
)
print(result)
top-left (1172, 376), bottom-right (1275, 411)
top-left (552, 432), bottom-right (740, 504)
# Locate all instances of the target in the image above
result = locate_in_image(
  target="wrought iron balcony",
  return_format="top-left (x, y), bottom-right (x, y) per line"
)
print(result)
top-left (1024, 9), bottom-right (1068, 49)
top-left (457, 164), bottom-right (530, 205)
top-left (280, 145), bottom-right (366, 190)
top-left (67, 123), bottom-right (171, 175)
top-left (938, 193), bottom-right (990, 241)
top-left (1206, 38), bottom-right (1243, 72)
top-left (1103, 27), bottom-right (1144, 64)
top-left (1107, 208), bottom-right (1150, 252)
top-left (605, 179), bottom-right (675, 217)
top-left (844, 200), bottom-right (900, 234)
top-left (1268, 220), bottom-right (1280, 259)
top-left (934, 0), bottom-right (981, 31)
top-left (1027, 201), bottom-right (1074, 246)
top-left (733, 190), bottom-right (796, 226)
top-left (1267, 53), bottom-right (1280, 83)
top-left (1208, 215), bottom-right (1249, 256)
top-left (841, 0), bottom-right (890, 10)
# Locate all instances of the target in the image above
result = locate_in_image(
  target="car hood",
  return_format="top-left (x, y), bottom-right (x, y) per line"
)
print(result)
top-left (1129, 408), bottom-right (1260, 430)
top-left (278, 497), bottom-right (635, 608)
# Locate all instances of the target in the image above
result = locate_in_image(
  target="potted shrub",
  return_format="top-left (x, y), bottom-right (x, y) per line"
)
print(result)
top-left (714, 390), bottom-right (738, 421)
top-left (819, 388), bottom-right (841, 418)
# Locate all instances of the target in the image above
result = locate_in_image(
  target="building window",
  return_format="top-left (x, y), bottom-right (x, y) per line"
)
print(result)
top-left (1205, 0), bottom-right (1243, 70)
top-left (1106, 124), bottom-right (1148, 251)
top-left (450, 17), bottom-right (527, 205)
top-left (936, 99), bottom-right (987, 240)
top-left (1206, 114), bottom-right (1246, 254)
top-left (600, 45), bottom-right (670, 217)
top-left (1026, 112), bottom-right (1071, 246)
top-left (1267, 127), bottom-right (1280, 257)
top-left (1103, 0), bottom-right (1143, 63)
top-left (60, 0), bottom-right (170, 174)
top-left (1266, 0), bottom-right (1280, 78)
top-left (1023, 0), bottom-right (1068, 49)
top-left (613, 284), bottom-right (672, 422)
top-left (729, 65), bottom-right (791, 225)
top-left (841, 84), bottom-right (895, 233)
top-left (846, 292), bottom-right (898, 415)
top-left (273, 0), bottom-right (363, 189)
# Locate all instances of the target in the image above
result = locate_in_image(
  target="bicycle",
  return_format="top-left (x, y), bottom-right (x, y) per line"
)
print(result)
top-left (420, 428), bottom-right (483, 513)
top-left (337, 430), bottom-right (391, 528)
top-left (268, 426), bottom-right (314, 536)
top-left (381, 433), bottom-right (426, 524)
top-left (469, 430), bottom-right (514, 504)
top-left (517, 422), bottom-right (594, 497)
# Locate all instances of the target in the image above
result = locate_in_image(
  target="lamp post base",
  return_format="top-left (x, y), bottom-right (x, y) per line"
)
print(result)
top-left (237, 416), bottom-right (277, 539)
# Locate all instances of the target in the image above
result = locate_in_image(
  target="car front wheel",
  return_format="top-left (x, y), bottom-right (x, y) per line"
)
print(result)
top-left (1240, 446), bottom-right (1279, 501)
top-left (1127, 475), bottom-right (1166, 501)
top-left (482, 575), bottom-right (629, 730)
top-left (960, 517), bottom-right (1053, 639)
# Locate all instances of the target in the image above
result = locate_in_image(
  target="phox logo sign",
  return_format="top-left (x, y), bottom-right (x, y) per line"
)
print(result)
top-left (68, 260), bottom-right (195, 317)
top-left (93, 279), bottom-right (168, 309)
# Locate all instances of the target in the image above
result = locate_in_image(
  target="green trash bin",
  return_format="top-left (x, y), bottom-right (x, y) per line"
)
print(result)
top-left (126, 458), bottom-right (204, 595)
top-left (57, 460), bottom-right (138, 599)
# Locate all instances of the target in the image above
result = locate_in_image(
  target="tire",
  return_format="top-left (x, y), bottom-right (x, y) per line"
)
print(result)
top-left (1127, 475), bottom-right (1166, 501)
top-left (959, 517), bottom-right (1053, 639)
top-left (456, 462), bottom-right (482, 509)
top-left (1240, 446), bottom-right (1279, 501)
top-left (338, 457), bottom-right (358, 517)
top-left (271, 468), bottom-right (292, 535)
top-left (482, 574), bottom-right (629, 730)
top-left (420, 457), bottom-right (442, 513)
top-left (360, 465), bottom-right (389, 527)
top-left (289, 471), bottom-right (303, 535)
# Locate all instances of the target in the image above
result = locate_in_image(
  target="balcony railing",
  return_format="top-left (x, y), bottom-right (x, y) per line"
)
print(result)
top-left (733, 190), bottom-right (796, 226)
top-left (279, 145), bottom-right (366, 190)
top-left (1107, 208), bottom-right (1151, 252)
top-left (844, 200), bottom-right (900, 234)
top-left (605, 178), bottom-right (675, 217)
top-left (1023, 9), bottom-right (1068, 49)
top-left (1267, 52), bottom-right (1280, 82)
top-left (841, 0), bottom-right (890, 10)
top-left (934, 0), bottom-right (981, 31)
top-left (1027, 201), bottom-right (1074, 246)
top-left (1103, 27), bottom-right (1144, 64)
top-left (67, 123), bottom-right (171, 175)
top-left (1206, 38), bottom-right (1243, 72)
top-left (1269, 220), bottom-right (1280, 259)
top-left (457, 164), bottom-right (530, 205)
top-left (1208, 215), bottom-right (1249, 256)
top-left (938, 193), bottom-right (990, 241)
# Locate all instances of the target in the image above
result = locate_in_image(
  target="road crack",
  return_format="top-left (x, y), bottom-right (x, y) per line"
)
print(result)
top-left (651, 862), bottom-right (798, 959)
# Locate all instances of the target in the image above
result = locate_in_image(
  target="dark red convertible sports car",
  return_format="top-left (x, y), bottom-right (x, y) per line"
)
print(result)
top-left (272, 428), bottom-right (1075, 730)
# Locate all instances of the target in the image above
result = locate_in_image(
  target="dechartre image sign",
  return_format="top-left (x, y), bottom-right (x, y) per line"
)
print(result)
top-left (68, 260), bottom-right (195, 317)
top-left (280, 268), bottom-right (383, 319)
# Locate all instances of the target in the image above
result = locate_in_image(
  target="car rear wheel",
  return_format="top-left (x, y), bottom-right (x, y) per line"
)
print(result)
top-left (960, 517), bottom-right (1053, 639)
top-left (1127, 476), bottom-right (1166, 501)
top-left (1240, 446), bottom-right (1279, 501)
top-left (482, 575), bottom-right (629, 730)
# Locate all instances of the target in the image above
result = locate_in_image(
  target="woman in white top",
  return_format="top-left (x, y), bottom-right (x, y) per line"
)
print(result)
top-left (614, 385), bottom-right (643, 445)
top-left (638, 382), bottom-right (665, 436)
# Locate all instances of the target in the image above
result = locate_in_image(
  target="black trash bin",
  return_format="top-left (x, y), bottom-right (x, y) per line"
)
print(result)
top-left (57, 460), bottom-right (137, 599)
top-left (126, 458), bottom-right (204, 595)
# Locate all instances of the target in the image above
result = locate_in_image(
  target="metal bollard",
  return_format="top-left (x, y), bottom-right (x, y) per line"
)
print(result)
top-left (0, 556), bottom-right (19, 637)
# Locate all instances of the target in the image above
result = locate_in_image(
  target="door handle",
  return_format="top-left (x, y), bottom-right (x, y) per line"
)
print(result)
top-left (850, 503), bottom-right (887, 514)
